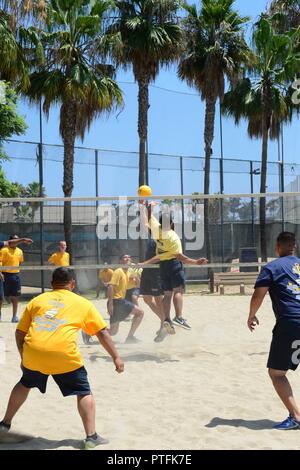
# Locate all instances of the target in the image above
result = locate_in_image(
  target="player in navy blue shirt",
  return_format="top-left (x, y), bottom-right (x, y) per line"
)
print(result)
top-left (248, 232), bottom-right (300, 430)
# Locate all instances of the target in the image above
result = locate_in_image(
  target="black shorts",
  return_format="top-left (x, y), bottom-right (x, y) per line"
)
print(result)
top-left (111, 299), bottom-right (134, 324)
top-left (159, 259), bottom-right (185, 292)
top-left (3, 273), bottom-right (21, 297)
top-left (267, 321), bottom-right (300, 371)
top-left (20, 365), bottom-right (91, 396)
top-left (125, 288), bottom-right (140, 302)
top-left (140, 268), bottom-right (163, 296)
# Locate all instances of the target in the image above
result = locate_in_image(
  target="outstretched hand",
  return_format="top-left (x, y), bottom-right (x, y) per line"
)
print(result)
top-left (23, 238), bottom-right (33, 245)
top-left (196, 258), bottom-right (208, 265)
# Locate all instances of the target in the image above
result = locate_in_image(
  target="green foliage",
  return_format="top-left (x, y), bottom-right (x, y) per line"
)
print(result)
top-left (0, 81), bottom-right (27, 160)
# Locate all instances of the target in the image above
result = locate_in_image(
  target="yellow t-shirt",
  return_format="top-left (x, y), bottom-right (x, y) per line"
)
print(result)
top-left (0, 247), bottom-right (24, 273)
top-left (99, 268), bottom-right (114, 283)
top-left (127, 266), bottom-right (143, 289)
top-left (48, 252), bottom-right (70, 266)
top-left (109, 268), bottom-right (129, 299)
top-left (17, 289), bottom-right (107, 375)
top-left (149, 215), bottom-right (182, 261)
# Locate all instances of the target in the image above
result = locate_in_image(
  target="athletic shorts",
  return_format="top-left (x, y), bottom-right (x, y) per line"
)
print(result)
top-left (20, 365), bottom-right (91, 396)
top-left (3, 273), bottom-right (21, 297)
top-left (267, 321), bottom-right (300, 371)
top-left (140, 268), bottom-right (163, 296)
top-left (159, 259), bottom-right (185, 292)
top-left (125, 288), bottom-right (140, 302)
top-left (111, 299), bottom-right (134, 324)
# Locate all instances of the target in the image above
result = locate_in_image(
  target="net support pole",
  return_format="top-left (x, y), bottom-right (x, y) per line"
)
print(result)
top-left (95, 149), bottom-right (100, 264)
top-left (38, 99), bottom-right (45, 293)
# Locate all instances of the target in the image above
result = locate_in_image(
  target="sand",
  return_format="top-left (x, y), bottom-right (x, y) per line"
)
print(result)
top-left (1, 293), bottom-right (300, 450)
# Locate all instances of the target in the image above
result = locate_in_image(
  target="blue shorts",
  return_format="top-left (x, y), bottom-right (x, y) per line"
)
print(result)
top-left (125, 288), bottom-right (140, 302)
top-left (111, 299), bottom-right (134, 324)
top-left (20, 365), bottom-right (91, 397)
top-left (3, 273), bottom-right (21, 297)
top-left (159, 259), bottom-right (185, 291)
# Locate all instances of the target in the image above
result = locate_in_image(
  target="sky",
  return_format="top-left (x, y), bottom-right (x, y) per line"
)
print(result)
top-left (2, 0), bottom-right (300, 198)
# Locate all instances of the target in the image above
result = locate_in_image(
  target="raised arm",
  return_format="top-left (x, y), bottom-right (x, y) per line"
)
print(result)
top-left (175, 253), bottom-right (208, 265)
top-left (247, 287), bottom-right (269, 331)
top-left (6, 238), bottom-right (33, 248)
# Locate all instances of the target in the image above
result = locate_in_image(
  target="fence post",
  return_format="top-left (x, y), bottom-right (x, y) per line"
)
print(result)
top-left (38, 99), bottom-right (45, 293)
top-left (180, 156), bottom-right (185, 252)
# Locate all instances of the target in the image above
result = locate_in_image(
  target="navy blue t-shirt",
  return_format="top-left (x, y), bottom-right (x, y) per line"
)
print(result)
top-left (0, 241), bottom-right (4, 249)
top-left (255, 255), bottom-right (300, 323)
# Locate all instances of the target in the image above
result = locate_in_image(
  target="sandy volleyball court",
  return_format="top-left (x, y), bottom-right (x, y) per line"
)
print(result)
top-left (1, 294), bottom-right (300, 450)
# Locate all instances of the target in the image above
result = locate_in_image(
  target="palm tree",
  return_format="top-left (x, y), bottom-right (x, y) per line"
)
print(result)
top-left (25, 0), bottom-right (123, 261)
top-left (178, 0), bottom-right (250, 264)
top-left (222, 16), bottom-right (300, 260)
top-left (109, 0), bottom-right (183, 185)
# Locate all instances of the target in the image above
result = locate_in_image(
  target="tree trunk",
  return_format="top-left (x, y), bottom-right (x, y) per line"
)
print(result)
top-left (260, 88), bottom-right (270, 262)
top-left (204, 97), bottom-right (216, 292)
top-left (137, 76), bottom-right (149, 186)
top-left (61, 101), bottom-right (77, 264)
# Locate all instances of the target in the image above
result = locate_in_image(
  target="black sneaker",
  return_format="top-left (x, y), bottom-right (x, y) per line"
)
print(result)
top-left (83, 433), bottom-right (109, 450)
top-left (173, 317), bottom-right (191, 330)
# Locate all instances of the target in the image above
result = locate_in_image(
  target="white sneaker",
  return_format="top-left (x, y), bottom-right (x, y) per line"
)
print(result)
top-left (163, 320), bottom-right (176, 335)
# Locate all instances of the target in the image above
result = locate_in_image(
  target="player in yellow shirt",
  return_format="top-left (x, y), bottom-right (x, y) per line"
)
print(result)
top-left (96, 262), bottom-right (114, 299)
top-left (0, 267), bottom-right (124, 450)
top-left (140, 204), bottom-right (207, 336)
top-left (0, 236), bottom-right (33, 322)
top-left (48, 241), bottom-right (70, 266)
top-left (107, 254), bottom-right (144, 343)
top-left (1, 234), bottom-right (28, 323)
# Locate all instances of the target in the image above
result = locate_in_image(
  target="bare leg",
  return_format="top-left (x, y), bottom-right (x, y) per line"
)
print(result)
top-left (143, 295), bottom-right (164, 327)
top-left (173, 286), bottom-right (184, 318)
top-left (11, 296), bottom-right (18, 319)
top-left (109, 322), bottom-right (119, 336)
top-left (77, 394), bottom-right (96, 436)
top-left (131, 295), bottom-right (139, 307)
top-left (127, 307), bottom-right (144, 339)
top-left (2, 382), bottom-right (30, 425)
top-left (269, 369), bottom-right (300, 421)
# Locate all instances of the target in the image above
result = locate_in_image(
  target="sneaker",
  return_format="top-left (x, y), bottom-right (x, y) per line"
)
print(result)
top-left (125, 336), bottom-right (142, 344)
top-left (82, 331), bottom-right (91, 345)
top-left (163, 320), bottom-right (176, 335)
top-left (154, 328), bottom-right (167, 343)
top-left (11, 316), bottom-right (19, 323)
top-left (83, 433), bottom-right (109, 450)
top-left (0, 421), bottom-right (11, 433)
top-left (274, 415), bottom-right (300, 430)
top-left (173, 317), bottom-right (191, 330)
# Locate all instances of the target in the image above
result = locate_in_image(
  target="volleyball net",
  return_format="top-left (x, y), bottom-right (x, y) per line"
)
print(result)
top-left (0, 192), bottom-right (299, 295)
